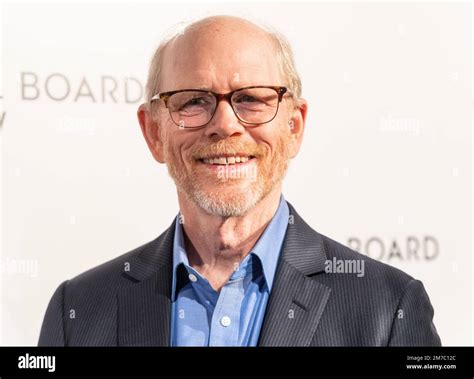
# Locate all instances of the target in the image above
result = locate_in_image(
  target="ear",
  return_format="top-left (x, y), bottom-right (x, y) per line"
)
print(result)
top-left (287, 98), bottom-right (308, 159)
top-left (137, 103), bottom-right (165, 163)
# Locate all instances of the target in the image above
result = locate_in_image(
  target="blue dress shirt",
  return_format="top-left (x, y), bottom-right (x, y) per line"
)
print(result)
top-left (170, 195), bottom-right (289, 346)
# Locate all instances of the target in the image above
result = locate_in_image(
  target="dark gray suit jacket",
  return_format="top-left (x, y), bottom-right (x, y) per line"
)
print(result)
top-left (38, 202), bottom-right (441, 346)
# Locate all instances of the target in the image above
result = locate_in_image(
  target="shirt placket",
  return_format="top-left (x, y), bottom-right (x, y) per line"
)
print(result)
top-left (208, 276), bottom-right (245, 346)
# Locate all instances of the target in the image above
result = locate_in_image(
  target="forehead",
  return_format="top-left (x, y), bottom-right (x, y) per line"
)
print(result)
top-left (160, 21), bottom-right (283, 92)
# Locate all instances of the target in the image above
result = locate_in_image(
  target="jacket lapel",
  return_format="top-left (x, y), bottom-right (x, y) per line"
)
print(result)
top-left (258, 203), bottom-right (332, 346)
top-left (117, 219), bottom-right (176, 346)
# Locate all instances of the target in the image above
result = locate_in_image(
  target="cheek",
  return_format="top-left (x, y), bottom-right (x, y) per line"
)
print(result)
top-left (255, 122), bottom-right (290, 158)
top-left (165, 133), bottom-right (198, 167)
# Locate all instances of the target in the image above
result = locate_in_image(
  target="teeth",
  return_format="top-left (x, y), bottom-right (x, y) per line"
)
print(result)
top-left (201, 156), bottom-right (252, 165)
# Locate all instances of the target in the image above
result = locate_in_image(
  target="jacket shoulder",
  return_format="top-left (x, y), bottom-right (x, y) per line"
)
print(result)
top-left (320, 233), bottom-right (414, 287)
top-left (40, 236), bottom-right (165, 346)
top-left (67, 237), bottom-right (158, 290)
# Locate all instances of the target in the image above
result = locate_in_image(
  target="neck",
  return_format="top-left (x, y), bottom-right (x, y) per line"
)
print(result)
top-left (177, 188), bottom-right (282, 290)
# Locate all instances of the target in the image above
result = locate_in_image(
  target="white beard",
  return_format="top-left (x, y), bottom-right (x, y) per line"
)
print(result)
top-left (188, 179), bottom-right (266, 217)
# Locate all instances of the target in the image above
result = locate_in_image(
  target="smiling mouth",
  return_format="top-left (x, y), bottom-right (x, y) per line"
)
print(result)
top-left (198, 155), bottom-right (256, 165)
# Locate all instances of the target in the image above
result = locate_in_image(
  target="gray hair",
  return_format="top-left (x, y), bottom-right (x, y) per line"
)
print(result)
top-left (145, 16), bottom-right (303, 106)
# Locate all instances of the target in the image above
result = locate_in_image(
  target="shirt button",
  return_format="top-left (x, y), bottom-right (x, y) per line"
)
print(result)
top-left (188, 273), bottom-right (197, 282)
top-left (220, 316), bottom-right (231, 327)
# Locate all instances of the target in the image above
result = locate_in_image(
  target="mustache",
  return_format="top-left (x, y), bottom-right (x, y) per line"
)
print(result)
top-left (191, 139), bottom-right (268, 159)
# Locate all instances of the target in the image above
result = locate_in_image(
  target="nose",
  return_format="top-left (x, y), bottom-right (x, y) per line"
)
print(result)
top-left (204, 99), bottom-right (246, 138)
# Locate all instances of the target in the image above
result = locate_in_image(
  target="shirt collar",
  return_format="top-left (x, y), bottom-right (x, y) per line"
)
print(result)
top-left (171, 194), bottom-right (289, 301)
top-left (247, 194), bottom-right (289, 290)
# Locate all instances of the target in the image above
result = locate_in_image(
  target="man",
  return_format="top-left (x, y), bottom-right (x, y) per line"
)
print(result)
top-left (39, 15), bottom-right (441, 346)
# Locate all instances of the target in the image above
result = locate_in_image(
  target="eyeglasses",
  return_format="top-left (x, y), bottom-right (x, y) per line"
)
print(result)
top-left (150, 85), bottom-right (289, 129)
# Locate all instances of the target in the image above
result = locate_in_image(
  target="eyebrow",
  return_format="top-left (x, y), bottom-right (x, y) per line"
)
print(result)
top-left (167, 86), bottom-right (211, 92)
top-left (175, 84), bottom-right (262, 92)
top-left (196, 86), bottom-right (213, 91)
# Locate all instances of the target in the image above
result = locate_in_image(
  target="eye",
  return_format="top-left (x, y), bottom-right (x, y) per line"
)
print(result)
top-left (235, 95), bottom-right (261, 103)
top-left (182, 97), bottom-right (209, 107)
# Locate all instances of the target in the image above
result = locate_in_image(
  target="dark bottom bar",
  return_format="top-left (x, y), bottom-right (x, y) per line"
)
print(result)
top-left (0, 347), bottom-right (472, 378)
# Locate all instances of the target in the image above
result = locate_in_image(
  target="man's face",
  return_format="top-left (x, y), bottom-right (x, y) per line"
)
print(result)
top-left (151, 20), bottom-right (302, 217)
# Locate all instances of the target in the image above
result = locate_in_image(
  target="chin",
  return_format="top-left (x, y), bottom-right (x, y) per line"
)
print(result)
top-left (190, 185), bottom-right (265, 218)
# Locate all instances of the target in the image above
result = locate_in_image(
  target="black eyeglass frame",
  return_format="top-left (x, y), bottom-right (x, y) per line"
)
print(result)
top-left (149, 85), bottom-right (290, 128)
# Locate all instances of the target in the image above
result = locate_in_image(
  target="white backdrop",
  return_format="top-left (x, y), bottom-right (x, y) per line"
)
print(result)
top-left (1, 1), bottom-right (472, 346)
